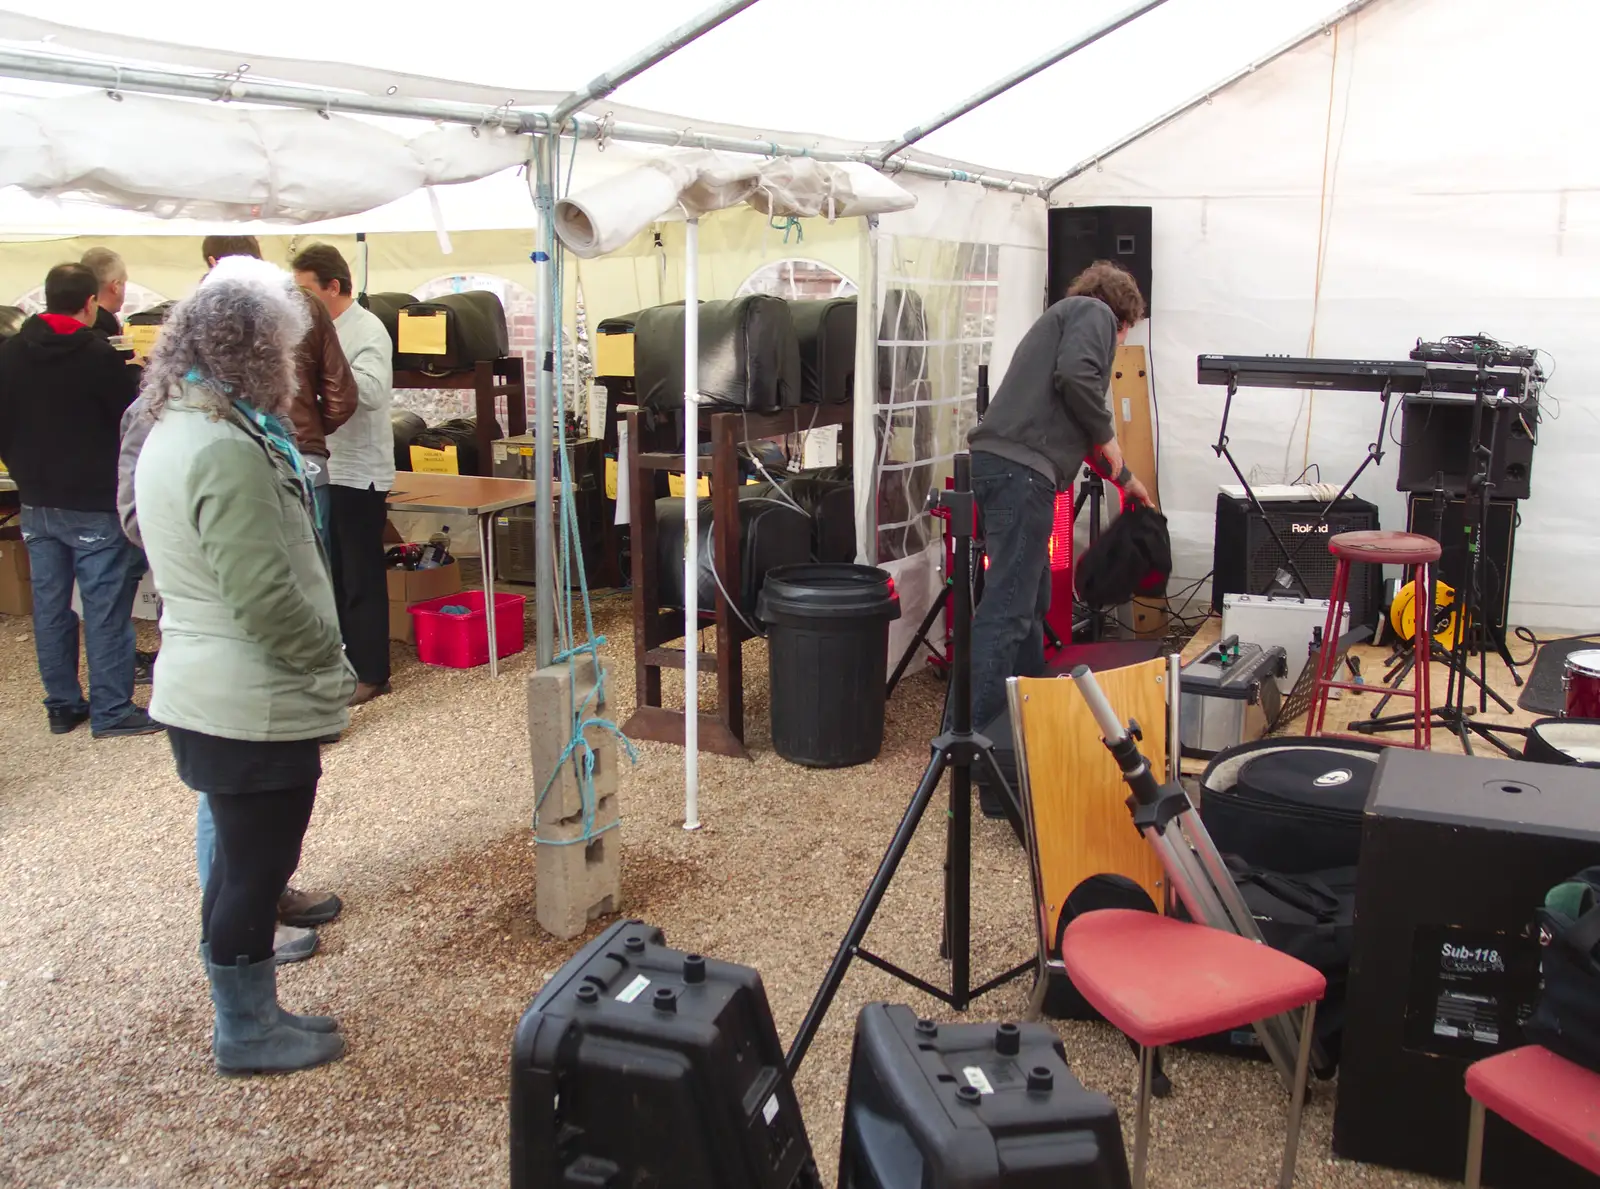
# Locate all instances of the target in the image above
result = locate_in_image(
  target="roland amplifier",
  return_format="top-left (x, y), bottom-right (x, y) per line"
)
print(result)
top-left (1211, 493), bottom-right (1382, 633)
top-left (1332, 749), bottom-right (1600, 1187)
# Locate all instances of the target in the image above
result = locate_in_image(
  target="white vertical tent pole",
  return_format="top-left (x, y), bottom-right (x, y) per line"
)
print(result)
top-left (853, 216), bottom-right (881, 564)
top-left (683, 217), bottom-right (702, 831)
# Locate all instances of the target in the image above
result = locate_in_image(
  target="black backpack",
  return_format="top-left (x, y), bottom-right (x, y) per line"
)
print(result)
top-left (1524, 866), bottom-right (1600, 1074)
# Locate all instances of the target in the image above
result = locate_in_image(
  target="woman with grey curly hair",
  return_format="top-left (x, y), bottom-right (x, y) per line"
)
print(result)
top-left (133, 256), bottom-right (354, 1076)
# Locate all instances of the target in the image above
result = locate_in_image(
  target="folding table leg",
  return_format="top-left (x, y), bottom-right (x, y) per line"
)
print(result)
top-left (481, 511), bottom-right (499, 678)
top-left (1464, 1098), bottom-right (1486, 1189)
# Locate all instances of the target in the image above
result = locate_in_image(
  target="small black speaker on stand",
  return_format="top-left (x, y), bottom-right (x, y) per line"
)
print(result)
top-left (1047, 207), bottom-right (1152, 311)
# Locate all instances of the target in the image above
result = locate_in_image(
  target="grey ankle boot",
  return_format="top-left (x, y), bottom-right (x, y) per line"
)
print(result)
top-left (206, 954), bottom-right (346, 1076)
top-left (200, 942), bottom-right (337, 1033)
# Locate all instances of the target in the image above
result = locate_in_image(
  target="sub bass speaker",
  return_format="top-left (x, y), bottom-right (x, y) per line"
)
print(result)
top-left (1405, 494), bottom-right (1517, 635)
top-left (1047, 207), bottom-right (1152, 312)
top-left (1210, 494), bottom-right (1382, 632)
top-left (1332, 749), bottom-right (1600, 1187)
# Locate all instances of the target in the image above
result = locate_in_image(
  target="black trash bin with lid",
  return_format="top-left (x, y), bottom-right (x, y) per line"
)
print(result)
top-left (757, 564), bottom-right (901, 768)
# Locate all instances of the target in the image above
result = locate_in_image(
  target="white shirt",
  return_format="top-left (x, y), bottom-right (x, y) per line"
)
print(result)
top-left (327, 301), bottom-right (396, 492)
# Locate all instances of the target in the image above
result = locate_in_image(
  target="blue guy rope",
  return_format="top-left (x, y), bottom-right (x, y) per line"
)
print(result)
top-left (531, 135), bottom-right (637, 848)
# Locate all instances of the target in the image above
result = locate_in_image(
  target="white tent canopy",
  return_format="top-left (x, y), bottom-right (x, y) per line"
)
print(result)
top-left (0, 0), bottom-right (1595, 633)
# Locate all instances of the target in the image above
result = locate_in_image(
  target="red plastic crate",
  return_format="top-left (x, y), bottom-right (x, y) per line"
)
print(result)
top-left (408, 589), bottom-right (526, 669)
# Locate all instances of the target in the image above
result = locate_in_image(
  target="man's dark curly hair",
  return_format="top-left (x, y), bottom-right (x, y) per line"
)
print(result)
top-left (1066, 260), bottom-right (1146, 328)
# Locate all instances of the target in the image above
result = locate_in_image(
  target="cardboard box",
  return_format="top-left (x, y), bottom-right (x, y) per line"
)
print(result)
top-left (387, 559), bottom-right (462, 643)
top-left (72, 570), bottom-right (160, 621)
top-left (0, 535), bottom-right (30, 616)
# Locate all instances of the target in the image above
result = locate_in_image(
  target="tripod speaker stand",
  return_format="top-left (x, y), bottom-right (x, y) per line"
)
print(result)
top-left (787, 452), bottom-right (1032, 1076)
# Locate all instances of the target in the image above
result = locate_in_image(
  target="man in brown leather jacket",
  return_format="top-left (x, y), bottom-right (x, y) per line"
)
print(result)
top-left (116, 236), bottom-right (357, 962)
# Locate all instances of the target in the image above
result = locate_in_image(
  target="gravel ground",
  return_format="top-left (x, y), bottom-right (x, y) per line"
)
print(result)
top-left (0, 593), bottom-right (1486, 1188)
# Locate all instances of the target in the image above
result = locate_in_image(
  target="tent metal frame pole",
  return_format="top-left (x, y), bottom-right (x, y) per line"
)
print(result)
top-left (682, 217), bottom-right (702, 832)
top-left (532, 137), bottom-right (557, 668)
top-left (0, 48), bottom-right (1046, 196)
top-left (549, 0), bottom-right (763, 130)
top-left (877, 0), bottom-right (1172, 162)
top-left (1041, 0), bottom-right (1382, 193)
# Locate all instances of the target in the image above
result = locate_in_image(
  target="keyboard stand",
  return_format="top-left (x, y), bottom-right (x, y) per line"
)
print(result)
top-left (1213, 377), bottom-right (1396, 599)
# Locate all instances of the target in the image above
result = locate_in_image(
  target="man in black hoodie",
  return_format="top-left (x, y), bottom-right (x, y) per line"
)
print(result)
top-left (958, 261), bottom-right (1151, 786)
top-left (0, 263), bottom-right (158, 738)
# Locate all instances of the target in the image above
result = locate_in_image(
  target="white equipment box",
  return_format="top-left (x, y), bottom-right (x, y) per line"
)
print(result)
top-left (1221, 593), bottom-right (1349, 695)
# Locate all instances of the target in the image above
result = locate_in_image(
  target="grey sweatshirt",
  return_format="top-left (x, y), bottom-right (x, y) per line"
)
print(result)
top-left (968, 295), bottom-right (1118, 489)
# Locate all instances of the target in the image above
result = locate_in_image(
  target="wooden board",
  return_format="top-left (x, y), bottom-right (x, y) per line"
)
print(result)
top-left (1110, 344), bottom-right (1169, 638)
top-left (1012, 660), bottom-right (1169, 960)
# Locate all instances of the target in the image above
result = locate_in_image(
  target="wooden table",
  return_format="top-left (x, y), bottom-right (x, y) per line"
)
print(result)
top-left (386, 472), bottom-right (537, 677)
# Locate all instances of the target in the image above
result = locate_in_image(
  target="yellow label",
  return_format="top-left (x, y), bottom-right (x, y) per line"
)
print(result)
top-left (667, 473), bottom-right (711, 498)
top-left (126, 322), bottom-right (162, 359)
top-left (595, 331), bottom-right (635, 378)
top-left (409, 443), bottom-right (459, 475)
top-left (605, 457), bottom-right (618, 501)
top-left (398, 309), bottom-right (448, 356)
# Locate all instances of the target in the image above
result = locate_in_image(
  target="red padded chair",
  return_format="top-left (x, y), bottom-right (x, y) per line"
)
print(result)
top-left (1061, 908), bottom-right (1326, 1189)
top-left (1464, 1045), bottom-right (1600, 1187)
top-left (1305, 530), bottom-right (1442, 748)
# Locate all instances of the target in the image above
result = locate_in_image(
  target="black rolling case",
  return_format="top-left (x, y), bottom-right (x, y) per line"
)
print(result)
top-left (790, 297), bottom-right (856, 404)
top-left (634, 296), bottom-right (803, 416)
top-left (408, 416), bottom-right (502, 477)
top-left (839, 1003), bottom-right (1132, 1189)
top-left (390, 410), bottom-right (426, 473)
top-left (655, 491), bottom-right (812, 618)
top-left (395, 290), bottom-right (508, 373)
top-left (1198, 738), bottom-right (1381, 873)
top-left (361, 291), bottom-right (416, 362)
top-left (510, 919), bottom-right (821, 1189)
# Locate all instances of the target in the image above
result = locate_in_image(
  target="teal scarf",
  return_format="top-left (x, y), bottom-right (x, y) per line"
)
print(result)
top-left (183, 368), bottom-right (312, 507)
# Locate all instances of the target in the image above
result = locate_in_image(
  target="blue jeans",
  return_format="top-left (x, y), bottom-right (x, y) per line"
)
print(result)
top-left (960, 452), bottom-right (1057, 733)
top-left (20, 506), bottom-right (139, 732)
top-left (196, 794), bottom-right (215, 895)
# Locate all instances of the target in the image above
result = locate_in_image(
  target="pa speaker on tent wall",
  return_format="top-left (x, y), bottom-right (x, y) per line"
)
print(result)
top-left (1047, 207), bottom-right (1153, 312)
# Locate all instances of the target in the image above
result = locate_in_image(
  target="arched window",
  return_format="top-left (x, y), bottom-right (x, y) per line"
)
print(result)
top-left (736, 259), bottom-right (857, 301)
top-left (13, 280), bottom-right (169, 317)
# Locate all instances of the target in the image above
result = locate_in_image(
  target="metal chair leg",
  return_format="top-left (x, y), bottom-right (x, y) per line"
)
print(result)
top-left (1133, 1043), bottom-right (1153, 1189)
top-left (1024, 966), bottom-right (1049, 1023)
top-left (1277, 1001), bottom-right (1318, 1189)
top-left (1465, 1098), bottom-right (1486, 1189)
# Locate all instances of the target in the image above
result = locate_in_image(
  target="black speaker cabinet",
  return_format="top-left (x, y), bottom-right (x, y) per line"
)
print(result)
top-left (839, 1003), bottom-right (1132, 1189)
top-left (511, 919), bottom-right (821, 1189)
top-left (1332, 749), bottom-right (1600, 1187)
top-left (1210, 494), bottom-right (1382, 631)
top-left (1406, 494), bottom-right (1518, 635)
top-left (1397, 396), bottom-right (1537, 501)
top-left (1047, 207), bottom-right (1152, 312)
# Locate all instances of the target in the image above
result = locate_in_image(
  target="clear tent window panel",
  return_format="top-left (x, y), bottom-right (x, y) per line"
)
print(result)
top-left (873, 239), bottom-right (998, 563)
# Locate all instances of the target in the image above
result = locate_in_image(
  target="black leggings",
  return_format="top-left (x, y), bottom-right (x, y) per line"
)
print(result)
top-left (201, 786), bottom-right (317, 966)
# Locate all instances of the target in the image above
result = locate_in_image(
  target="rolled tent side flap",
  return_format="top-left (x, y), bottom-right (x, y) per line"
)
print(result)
top-left (553, 151), bottom-right (918, 258)
top-left (407, 124), bottom-right (534, 187)
top-left (0, 92), bottom-right (531, 224)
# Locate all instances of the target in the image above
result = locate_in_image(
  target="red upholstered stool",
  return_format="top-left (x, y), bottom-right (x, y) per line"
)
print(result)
top-left (1061, 909), bottom-right (1327, 1189)
top-left (1464, 1045), bottom-right (1600, 1187)
top-left (1305, 530), bottom-right (1442, 748)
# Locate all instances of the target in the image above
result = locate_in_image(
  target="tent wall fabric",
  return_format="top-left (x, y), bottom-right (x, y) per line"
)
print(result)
top-left (1053, 0), bottom-right (1599, 630)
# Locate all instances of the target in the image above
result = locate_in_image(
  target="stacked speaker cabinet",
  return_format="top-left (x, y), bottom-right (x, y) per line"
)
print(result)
top-left (1047, 207), bottom-right (1152, 311)
top-left (1210, 494), bottom-right (1383, 631)
top-left (1406, 493), bottom-right (1518, 636)
top-left (1332, 748), bottom-right (1600, 1187)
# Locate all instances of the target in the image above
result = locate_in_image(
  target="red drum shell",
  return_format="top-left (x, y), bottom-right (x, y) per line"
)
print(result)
top-left (1561, 650), bottom-right (1600, 719)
